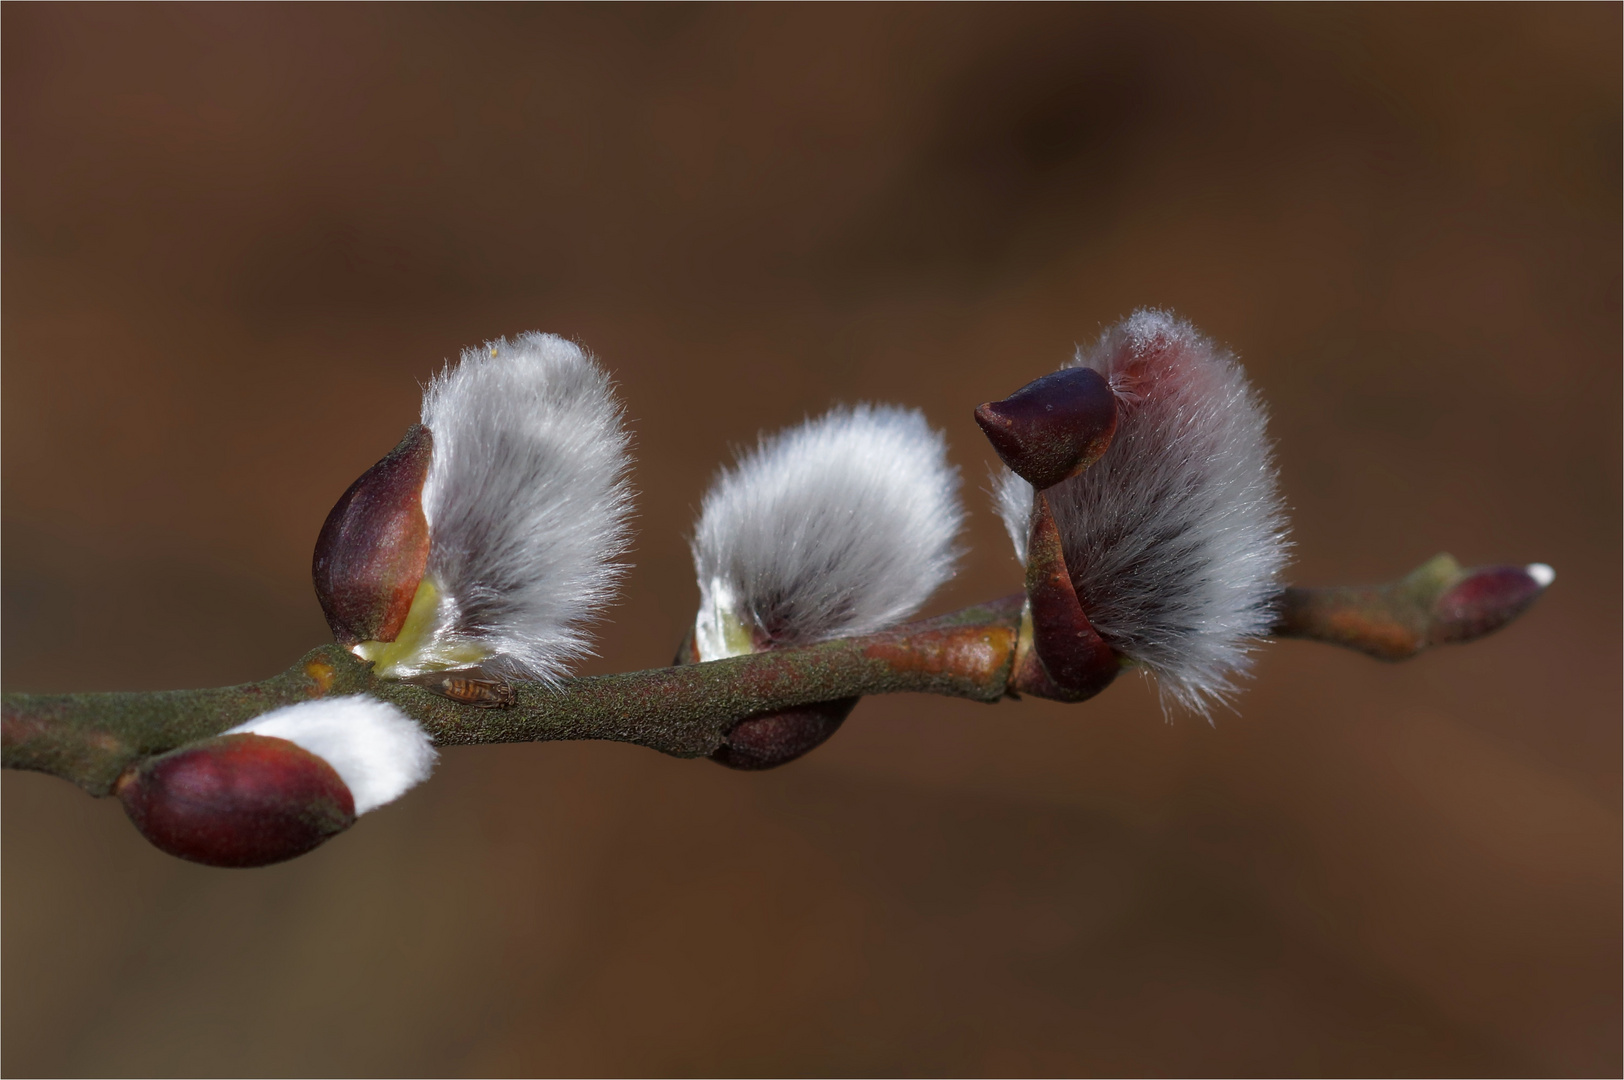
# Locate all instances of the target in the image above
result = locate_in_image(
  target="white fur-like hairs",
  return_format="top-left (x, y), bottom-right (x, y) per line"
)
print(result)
top-left (995, 310), bottom-right (1290, 716)
top-left (412, 333), bottom-right (634, 683)
top-left (228, 696), bottom-right (437, 815)
top-left (691, 404), bottom-right (964, 660)
top-left (994, 464), bottom-right (1035, 566)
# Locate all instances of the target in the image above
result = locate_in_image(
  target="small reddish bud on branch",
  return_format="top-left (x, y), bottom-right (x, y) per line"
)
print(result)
top-left (710, 699), bottom-right (861, 771)
top-left (1432, 563), bottom-right (1553, 644)
top-left (1274, 555), bottom-right (1554, 660)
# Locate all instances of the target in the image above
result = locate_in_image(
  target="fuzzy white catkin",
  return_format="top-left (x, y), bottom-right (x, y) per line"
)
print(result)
top-left (412, 333), bottom-right (634, 683)
top-left (691, 404), bottom-right (965, 660)
top-left (995, 309), bottom-right (1290, 716)
top-left (227, 696), bottom-right (437, 815)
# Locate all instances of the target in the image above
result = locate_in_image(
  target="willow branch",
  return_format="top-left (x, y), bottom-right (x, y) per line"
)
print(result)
top-left (3, 597), bottom-right (1023, 796)
top-left (2, 554), bottom-right (1547, 798)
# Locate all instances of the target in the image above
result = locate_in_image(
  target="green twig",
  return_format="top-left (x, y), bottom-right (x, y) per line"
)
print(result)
top-left (3, 555), bottom-right (1546, 798)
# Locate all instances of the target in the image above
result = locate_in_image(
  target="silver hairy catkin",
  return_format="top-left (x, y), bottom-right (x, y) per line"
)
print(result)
top-left (997, 309), bottom-right (1290, 716)
top-left (411, 332), bottom-right (635, 683)
top-left (691, 404), bottom-right (964, 660)
top-left (227, 697), bottom-right (437, 816)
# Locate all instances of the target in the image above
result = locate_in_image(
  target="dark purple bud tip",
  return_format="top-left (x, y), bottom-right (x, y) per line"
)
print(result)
top-left (313, 425), bottom-right (434, 646)
top-left (711, 697), bottom-right (859, 771)
top-left (117, 734), bottom-right (356, 868)
top-left (1432, 563), bottom-right (1554, 645)
top-left (975, 367), bottom-right (1118, 490)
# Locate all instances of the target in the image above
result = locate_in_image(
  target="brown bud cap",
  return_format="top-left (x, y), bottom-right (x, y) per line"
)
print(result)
top-left (1432, 564), bottom-right (1552, 645)
top-left (975, 368), bottom-right (1118, 491)
top-left (313, 425), bottom-right (433, 646)
top-left (1019, 490), bottom-right (1120, 700)
top-left (117, 734), bottom-right (356, 868)
top-left (712, 698), bottom-right (859, 771)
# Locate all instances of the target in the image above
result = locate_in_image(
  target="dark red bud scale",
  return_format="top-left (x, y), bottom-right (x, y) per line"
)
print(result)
top-left (116, 734), bottom-right (356, 868)
top-left (711, 698), bottom-right (859, 771)
top-left (674, 626), bottom-right (855, 770)
top-left (313, 424), bottom-right (434, 646)
top-left (1432, 565), bottom-right (1550, 645)
top-left (1022, 491), bottom-right (1120, 700)
top-left (975, 367), bottom-right (1118, 491)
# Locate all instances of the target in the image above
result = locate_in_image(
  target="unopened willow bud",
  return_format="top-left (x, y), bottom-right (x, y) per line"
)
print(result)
top-left (116, 734), bottom-right (356, 868)
top-left (712, 699), bottom-right (859, 771)
top-left (675, 629), bottom-right (855, 771)
top-left (1432, 563), bottom-right (1554, 645)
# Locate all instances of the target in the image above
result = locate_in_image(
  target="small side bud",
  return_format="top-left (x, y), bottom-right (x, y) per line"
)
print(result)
top-left (712, 699), bottom-right (859, 771)
top-left (313, 424), bottom-right (434, 647)
top-left (116, 734), bottom-right (356, 868)
top-left (1432, 563), bottom-right (1554, 645)
top-left (675, 629), bottom-right (853, 771)
top-left (975, 367), bottom-right (1117, 491)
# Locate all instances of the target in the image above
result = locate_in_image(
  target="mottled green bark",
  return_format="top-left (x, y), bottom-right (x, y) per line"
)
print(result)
top-left (3, 556), bottom-right (1547, 799)
top-left (3, 597), bottom-right (1023, 797)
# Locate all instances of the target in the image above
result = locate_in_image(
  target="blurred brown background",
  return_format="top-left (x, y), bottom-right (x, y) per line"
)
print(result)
top-left (3, 5), bottom-right (1619, 1076)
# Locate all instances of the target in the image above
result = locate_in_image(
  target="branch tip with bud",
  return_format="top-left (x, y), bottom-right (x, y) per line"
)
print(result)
top-left (1273, 554), bottom-right (1554, 660)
